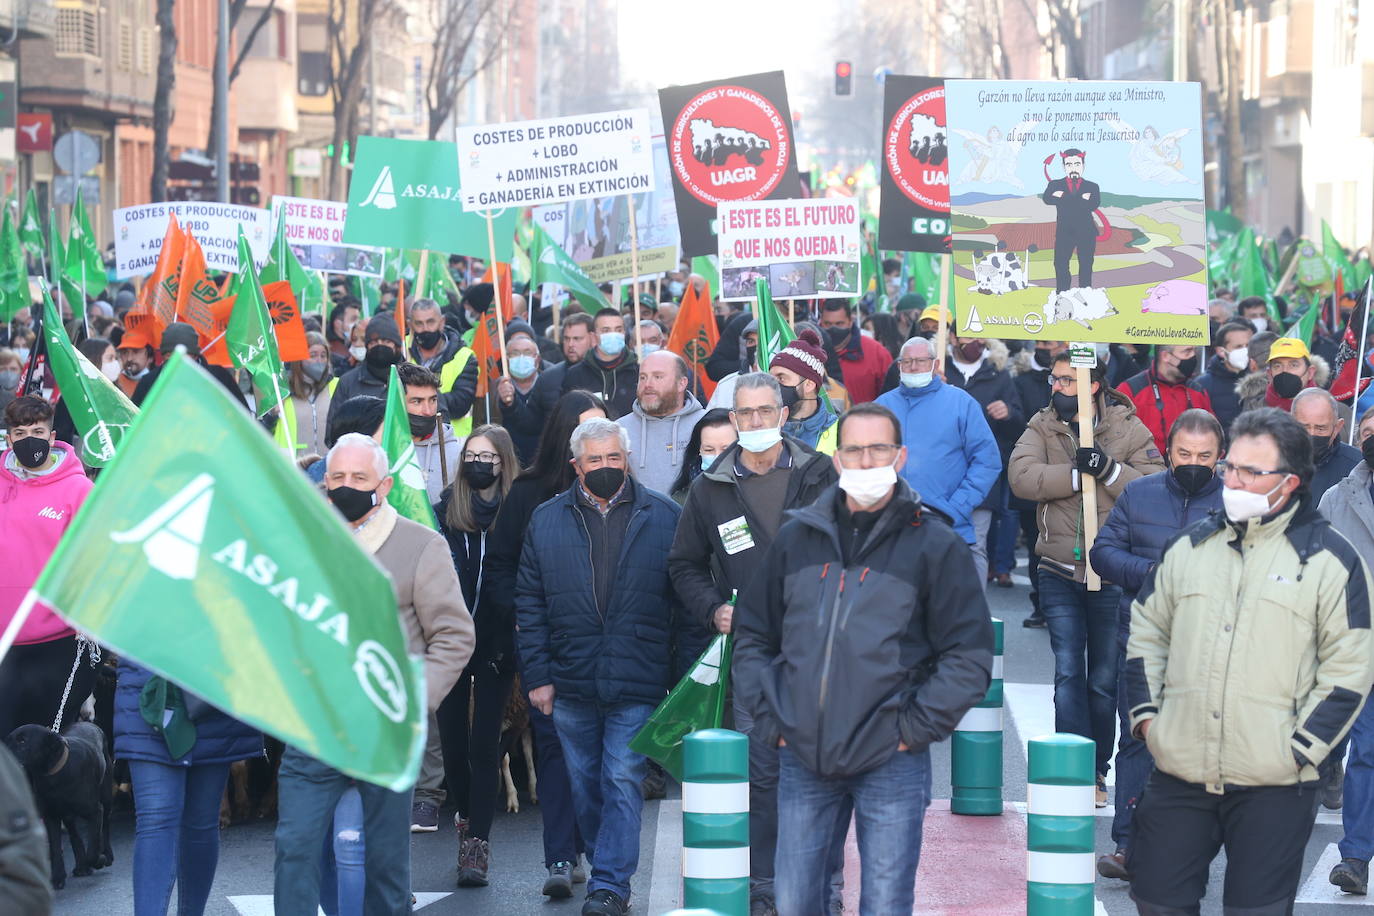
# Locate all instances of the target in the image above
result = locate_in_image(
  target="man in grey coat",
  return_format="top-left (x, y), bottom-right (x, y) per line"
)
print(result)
top-left (616, 350), bottom-right (706, 495)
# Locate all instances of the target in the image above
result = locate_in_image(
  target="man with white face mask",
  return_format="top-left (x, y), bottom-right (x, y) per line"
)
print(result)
top-left (734, 402), bottom-right (993, 915)
top-left (1190, 320), bottom-right (1254, 428)
top-left (1125, 407), bottom-right (1374, 914)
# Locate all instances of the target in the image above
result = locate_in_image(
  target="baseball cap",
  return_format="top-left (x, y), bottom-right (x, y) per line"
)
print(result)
top-left (1267, 337), bottom-right (1310, 363)
top-left (918, 305), bottom-right (950, 325)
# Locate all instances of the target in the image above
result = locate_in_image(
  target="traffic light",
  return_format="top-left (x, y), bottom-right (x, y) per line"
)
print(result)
top-left (834, 61), bottom-right (853, 97)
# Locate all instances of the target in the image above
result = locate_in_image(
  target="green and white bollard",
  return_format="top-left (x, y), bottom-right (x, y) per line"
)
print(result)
top-left (682, 729), bottom-right (749, 915)
top-left (1026, 733), bottom-right (1097, 914)
top-left (951, 616), bottom-right (1004, 815)
top-left (659, 911), bottom-right (727, 916)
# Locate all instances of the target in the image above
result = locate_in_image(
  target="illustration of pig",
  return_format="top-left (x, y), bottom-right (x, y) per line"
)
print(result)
top-left (1044, 287), bottom-right (1118, 329)
top-left (1140, 279), bottom-right (1207, 315)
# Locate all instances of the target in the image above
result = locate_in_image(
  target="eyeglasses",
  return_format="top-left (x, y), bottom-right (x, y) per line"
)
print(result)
top-left (836, 443), bottom-right (900, 465)
top-left (464, 451), bottom-right (501, 464)
top-left (1048, 374), bottom-right (1076, 388)
top-left (897, 357), bottom-right (935, 371)
top-left (1220, 462), bottom-right (1288, 487)
top-left (731, 406), bottom-right (780, 422)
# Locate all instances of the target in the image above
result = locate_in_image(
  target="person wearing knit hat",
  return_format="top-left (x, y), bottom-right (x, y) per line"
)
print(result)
top-left (328, 313), bottom-right (403, 428)
top-left (895, 293), bottom-right (927, 338)
top-left (770, 329), bottom-right (839, 454)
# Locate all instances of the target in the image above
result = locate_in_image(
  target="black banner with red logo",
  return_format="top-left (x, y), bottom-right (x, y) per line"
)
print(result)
top-left (878, 76), bottom-right (951, 254)
top-left (658, 71), bottom-right (801, 258)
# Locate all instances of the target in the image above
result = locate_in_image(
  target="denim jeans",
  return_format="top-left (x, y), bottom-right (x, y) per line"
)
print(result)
top-left (1111, 640), bottom-right (1153, 849)
top-left (775, 746), bottom-right (932, 916)
top-left (530, 701), bottom-right (584, 866)
top-left (987, 475), bottom-right (1018, 577)
top-left (1340, 689), bottom-right (1374, 860)
top-left (273, 747), bottom-right (411, 916)
top-left (1039, 573), bottom-right (1121, 776)
top-left (551, 699), bottom-right (654, 899)
top-left (318, 787), bottom-right (364, 916)
top-left (128, 760), bottom-right (232, 916)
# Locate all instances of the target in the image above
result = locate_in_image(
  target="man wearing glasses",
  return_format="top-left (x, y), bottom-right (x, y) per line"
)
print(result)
top-left (1010, 355), bottom-right (1163, 806)
top-left (1125, 407), bottom-right (1374, 914)
top-left (668, 372), bottom-right (838, 916)
top-left (734, 403), bottom-right (994, 914)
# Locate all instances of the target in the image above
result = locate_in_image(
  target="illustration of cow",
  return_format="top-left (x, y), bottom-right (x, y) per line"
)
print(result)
top-left (970, 250), bottom-right (1028, 295)
top-left (689, 119), bottom-right (772, 167)
top-left (1044, 287), bottom-right (1117, 329)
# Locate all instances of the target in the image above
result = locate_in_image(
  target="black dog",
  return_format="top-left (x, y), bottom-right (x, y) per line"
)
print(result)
top-left (5, 722), bottom-right (114, 889)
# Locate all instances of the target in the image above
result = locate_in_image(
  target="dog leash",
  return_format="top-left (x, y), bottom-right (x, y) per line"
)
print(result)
top-left (52, 634), bottom-right (101, 733)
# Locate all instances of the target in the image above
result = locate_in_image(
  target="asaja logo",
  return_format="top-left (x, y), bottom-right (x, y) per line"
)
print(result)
top-left (354, 640), bottom-right (407, 723)
top-left (360, 166), bottom-right (398, 210)
top-left (110, 473), bottom-right (214, 580)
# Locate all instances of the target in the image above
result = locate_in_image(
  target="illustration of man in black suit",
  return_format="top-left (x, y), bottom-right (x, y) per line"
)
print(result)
top-left (1042, 149), bottom-right (1101, 292)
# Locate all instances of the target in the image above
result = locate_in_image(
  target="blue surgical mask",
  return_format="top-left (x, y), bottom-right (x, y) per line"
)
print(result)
top-left (641, 343), bottom-right (661, 356)
top-left (737, 426), bottom-right (783, 453)
top-left (668, 280), bottom-right (685, 297)
top-left (599, 332), bottom-right (626, 356)
top-left (901, 371), bottom-right (934, 389)
top-left (508, 354), bottom-right (537, 379)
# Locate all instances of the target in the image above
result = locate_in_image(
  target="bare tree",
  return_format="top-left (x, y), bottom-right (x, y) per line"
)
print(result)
top-left (1016, 0), bottom-right (1087, 77)
top-left (206, 0), bottom-right (280, 154)
top-left (424, 0), bottom-right (511, 140)
top-left (325, 0), bottom-right (381, 199)
top-left (151, 0), bottom-right (177, 203)
top-left (1212, 0), bottom-right (1246, 218)
top-left (951, 0), bottom-right (1015, 78)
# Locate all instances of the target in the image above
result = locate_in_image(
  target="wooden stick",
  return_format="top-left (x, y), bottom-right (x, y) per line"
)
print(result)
top-left (484, 211), bottom-right (507, 371)
top-left (628, 193), bottom-right (642, 357)
top-left (934, 253), bottom-right (952, 375)
top-left (1076, 365), bottom-right (1102, 591)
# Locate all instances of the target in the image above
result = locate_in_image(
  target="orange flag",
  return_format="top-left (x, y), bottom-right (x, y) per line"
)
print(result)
top-left (667, 279), bottom-right (720, 399)
top-left (264, 280), bottom-right (310, 362)
top-left (480, 262), bottom-right (513, 324)
top-left (396, 277), bottom-right (407, 342)
top-left (128, 214), bottom-right (185, 347)
top-left (175, 229), bottom-right (222, 345)
top-left (471, 307), bottom-right (503, 398)
top-left (202, 296), bottom-right (236, 368)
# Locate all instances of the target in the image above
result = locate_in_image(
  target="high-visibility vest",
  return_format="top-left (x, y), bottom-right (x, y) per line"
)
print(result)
top-left (273, 377), bottom-right (339, 455)
top-left (438, 347), bottom-right (475, 437)
top-left (816, 417), bottom-right (838, 456)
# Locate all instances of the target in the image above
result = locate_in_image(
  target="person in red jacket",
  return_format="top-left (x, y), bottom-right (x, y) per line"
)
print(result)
top-left (1116, 345), bottom-right (1214, 454)
top-left (820, 299), bottom-right (894, 404)
top-left (0, 396), bottom-right (96, 737)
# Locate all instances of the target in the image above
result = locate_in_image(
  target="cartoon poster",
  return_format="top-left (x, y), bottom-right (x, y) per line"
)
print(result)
top-left (878, 76), bottom-right (951, 253)
top-left (944, 80), bottom-right (1206, 345)
top-left (658, 70), bottom-right (802, 258)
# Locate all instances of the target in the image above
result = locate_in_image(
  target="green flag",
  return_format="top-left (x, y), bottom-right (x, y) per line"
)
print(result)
top-left (382, 364), bottom-right (438, 528)
top-left (65, 186), bottom-right (108, 299)
top-left (1323, 220), bottom-right (1356, 290)
top-left (49, 209), bottom-right (85, 320)
top-left (1286, 301), bottom-right (1319, 348)
top-left (261, 207), bottom-right (310, 293)
top-left (1206, 207), bottom-right (1243, 243)
top-left (0, 206), bottom-right (28, 321)
top-left (350, 273), bottom-right (381, 317)
top-left (227, 226), bottom-right (285, 416)
top-left (690, 256), bottom-right (719, 298)
top-left (1235, 229), bottom-right (1280, 322)
top-left (754, 277), bottom-right (794, 371)
top-left (909, 252), bottom-right (940, 307)
top-left (18, 188), bottom-right (42, 261)
top-left (629, 634), bottom-right (732, 781)
top-left (41, 288), bottom-right (139, 466)
top-left (19, 354), bottom-right (424, 789)
top-left (529, 224), bottom-right (605, 312)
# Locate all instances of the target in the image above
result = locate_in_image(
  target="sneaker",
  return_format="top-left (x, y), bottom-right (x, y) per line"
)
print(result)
top-left (1096, 849), bottom-right (1130, 880)
top-left (1323, 758), bottom-right (1346, 810)
top-left (749, 899), bottom-right (779, 916)
top-left (454, 814), bottom-right (469, 845)
top-left (1023, 613), bottom-right (1047, 629)
top-left (410, 801), bottom-right (439, 833)
top-left (642, 762), bottom-right (667, 800)
top-left (994, 573), bottom-right (1014, 588)
top-left (1331, 857), bottom-right (1369, 895)
top-left (573, 855), bottom-right (588, 884)
top-left (457, 836), bottom-right (490, 888)
top-left (582, 888), bottom-right (630, 916)
top-left (543, 861), bottom-right (574, 899)
top-left (1095, 775), bottom-right (1108, 808)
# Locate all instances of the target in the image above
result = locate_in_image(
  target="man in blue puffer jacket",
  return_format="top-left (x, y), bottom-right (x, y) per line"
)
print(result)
top-left (516, 417), bottom-right (692, 916)
top-left (1088, 408), bottom-right (1225, 881)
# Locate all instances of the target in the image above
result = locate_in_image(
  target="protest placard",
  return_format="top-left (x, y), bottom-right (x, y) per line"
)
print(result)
top-left (659, 71), bottom-right (801, 259)
top-left (271, 196), bottom-right (381, 277)
top-left (454, 109), bottom-right (655, 212)
top-left (112, 202), bottom-right (270, 278)
top-left (716, 199), bottom-right (861, 302)
top-left (879, 76), bottom-right (951, 253)
top-left (944, 79), bottom-right (1206, 344)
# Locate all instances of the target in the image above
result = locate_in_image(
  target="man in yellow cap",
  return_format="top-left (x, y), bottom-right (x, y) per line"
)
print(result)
top-left (1264, 337), bottom-right (1317, 411)
top-left (917, 305), bottom-right (951, 338)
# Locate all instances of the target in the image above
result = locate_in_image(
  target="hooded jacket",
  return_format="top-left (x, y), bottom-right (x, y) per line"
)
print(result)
top-left (1319, 460), bottom-right (1374, 559)
top-left (733, 482), bottom-right (993, 779)
top-left (1009, 389), bottom-right (1165, 581)
top-left (668, 437), bottom-right (838, 633)
top-left (1116, 365), bottom-right (1215, 455)
top-left (113, 661), bottom-right (263, 766)
top-left (1237, 354), bottom-right (1333, 414)
top-left (829, 323), bottom-right (894, 404)
top-left (616, 393), bottom-right (707, 495)
top-left (0, 441), bottom-right (93, 645)
top-left (875, 374), bottom-right (1001, 543)
top-left (562, 350), bottom-right (639, 419)
top-left (328, 358), bottom-right (390, 428)
top-left (1311, 439), bottom-right (1362, 503)
top-left (1126, 496), bottom-right (1374, 792)
top-left (943, 340), bottom-right (1026, 468)
top-left (411, 420), bottom-right (465, 506)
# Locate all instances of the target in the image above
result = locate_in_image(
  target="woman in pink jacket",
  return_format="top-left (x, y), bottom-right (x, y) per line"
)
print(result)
top-left (0, 396), bottom-right (96, 736)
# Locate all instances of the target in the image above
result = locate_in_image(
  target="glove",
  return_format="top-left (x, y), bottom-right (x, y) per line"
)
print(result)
top-left (1075, 445), bottom-right (1116, 480)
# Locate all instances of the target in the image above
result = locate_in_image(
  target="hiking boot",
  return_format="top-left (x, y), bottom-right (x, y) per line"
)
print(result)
top-left (573, 854), bottom-right (588, 883)
top-left (642, 762), bottom-right (667, 800)
top-left (1023, 613), bottom-right (1047, 629)
top-left (1323, 758), bottom-right (1346, 810)
top-left (1097, 849), bottom-right (1130, 880)
top-left (1095, 775), bottom-right (1108, 808)
top-left (1331, 857), bottom-right (1369, 895)
top-left (543, 861), bottom-right (574, 899)
top-left (457, 836), bottom-right (490, 887)
top-left (454, 814), bottom-right (469, 845)
top-left (410, 801), bottom-right (439, 833)
top-left (582, 888), bottom-right (630, 916)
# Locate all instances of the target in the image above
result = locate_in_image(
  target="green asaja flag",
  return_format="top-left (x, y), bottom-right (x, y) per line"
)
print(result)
top-left (42, 289), bottom-right (139, 466)
top-left (227, 226), bottom-right (286, 417)
top-left (529, 223), bottom-right (604, 312)
top-left (754, 277), bottom-right (794, 371)
top-left (383, 364), bottom-right (438, 528)
top-left (0, 206), bottom-right (28, 321)
top-left (260, 212), bottom-right (326, 319)
top-left (65, 185), bottom-right (108, 299)
top-left (15, 355), bottom-right (425, 790)
top-left (50, 209), bottom-right (84, 320)
top-left (19, 188), bottom-right (42, 261)
top-left (629, 634), bottom-right (732, 781)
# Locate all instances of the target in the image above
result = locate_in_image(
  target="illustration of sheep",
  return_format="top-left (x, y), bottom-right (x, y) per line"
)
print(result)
top-left (1044, 287), bottom-right (1117, 329)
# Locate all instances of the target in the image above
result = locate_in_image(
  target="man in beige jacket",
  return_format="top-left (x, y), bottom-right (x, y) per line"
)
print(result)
top-left (274, 432), bottom-right (475, 916)
top-left (1126, 408), bottom-right (1374, 914)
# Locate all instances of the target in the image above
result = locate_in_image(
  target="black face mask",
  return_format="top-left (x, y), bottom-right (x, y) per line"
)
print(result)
top-left (327, 484), bottom-right (379, 522)
top-left (825, 326), bottom-right (850, 348)
top-left (462, 460), bottom-right (498, 491)
top-left (10, 435), bottom-right (50, 469)
top-left (1362, 435), bottom-right (1374, 470)
top-left (1033, 349), bottom-right (1054, 369)
top-left (780, 384), bottom-right (803, 410)
top-left (744, 345), bottom-right (757, 370)
top-left (407, 412), bottom-right (437, 438)
top-left (1051, 391), bottom-right (1079, 421)
top-left (1272, 371), bottom-right (1304, 400)
top-left (917, 330), bottom-right (935, 340)
top-left (583, 466), bottom-right (625, 499)
top-left (1310, 433), bottom-right (1335, 463)
top-left (415, 329), bottom-right (444, 350)
top-left (1171, 463), bottom-right (1214, 496)
top-left (365, 345), bottom-right (398, 375)
top-left (1174, 355), bottom-right (1199, 378)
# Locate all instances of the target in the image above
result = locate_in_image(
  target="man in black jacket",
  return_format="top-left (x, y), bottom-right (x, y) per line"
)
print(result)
top-left (734, 403), bottom-right (993, 915)
top-left (328, 313), bottom-right (402, 428)
top-left (1191, 320), bottom-right (1253, 429)
top-left (668, 372), bottom-right (837, 916)
top-left (562, 308), bottom-right (639, 419)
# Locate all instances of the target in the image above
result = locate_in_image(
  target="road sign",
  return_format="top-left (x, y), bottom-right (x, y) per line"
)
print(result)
top-left (54, 130), bottom-right (101, 175)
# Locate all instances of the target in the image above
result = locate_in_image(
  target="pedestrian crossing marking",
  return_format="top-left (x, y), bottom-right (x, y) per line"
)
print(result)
top-left (227, 892), bottom-right (452, 915)
top-left (1297, 843), bottom-right (1374, 905)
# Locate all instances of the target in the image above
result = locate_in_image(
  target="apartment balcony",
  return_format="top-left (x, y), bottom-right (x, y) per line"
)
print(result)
top-left (1255, 0), bottom-right (1313, 101)
top-left (0, 0), bottom-right (58, 41)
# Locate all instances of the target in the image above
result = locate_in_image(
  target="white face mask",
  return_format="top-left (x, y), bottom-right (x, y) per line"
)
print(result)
top-left (737, 426), bottom-right (782, 453)
top-left (839, 463), bottom-right (898, 508)
top-left (349, 345), bottom-right (366, 361)
top-left (1222, 474), bottom-right (1290, 523)
top-left (1250, 317), bottom-right (1268, 333)
top-left (1226, 347), bottom-right (1249, 371)
top-left (101, 360), bottom-right (122, 382)
top-left (640, 343), bottom-right (661, 356)
top-left (901, 371), bottom-right (934, 389)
